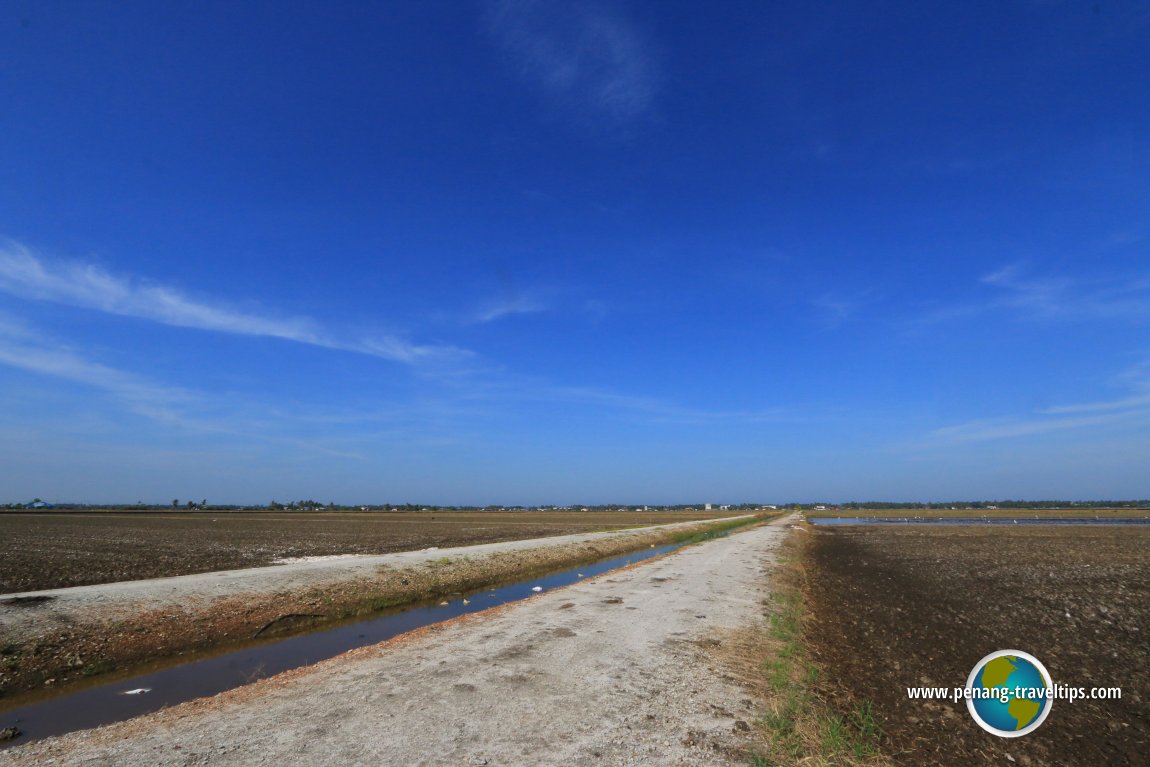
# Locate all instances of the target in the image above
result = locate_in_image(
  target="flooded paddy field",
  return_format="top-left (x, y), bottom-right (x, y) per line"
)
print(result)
top-left (0, 509), bottom-right (732, 593)
top-left (805, 525), bottom-right (1149, 766)
top-left (808, 516), bottom-right (1150, 526)
top-left (805, 507), bottom-right (1148, 519)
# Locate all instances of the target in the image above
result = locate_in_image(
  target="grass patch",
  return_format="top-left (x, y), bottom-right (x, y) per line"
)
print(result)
top-left (747, 527), bottom-right (889, 767)
top-left (669, 515), bottom-right (764, 545)
top-left (79, 659), bottom-right (116, 677)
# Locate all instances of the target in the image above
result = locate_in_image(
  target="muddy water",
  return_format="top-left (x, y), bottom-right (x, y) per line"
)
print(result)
top-left (0, 542), bottom-right (680, 748)
top-left (809, 516), bottom-right (1150, 526)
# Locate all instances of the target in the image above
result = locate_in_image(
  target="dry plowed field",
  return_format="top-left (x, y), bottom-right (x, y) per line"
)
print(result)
top-left (0, 510), bottom-right (732, 593)
top-left (806, 525), bottom-right (1149, 766)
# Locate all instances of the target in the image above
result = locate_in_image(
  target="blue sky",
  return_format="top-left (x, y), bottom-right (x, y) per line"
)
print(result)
top-left (2, 1), bottom-right (1148, 504)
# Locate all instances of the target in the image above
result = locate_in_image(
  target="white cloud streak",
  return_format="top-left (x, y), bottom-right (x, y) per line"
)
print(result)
top-left (924, 359), bottom-right (1150, 444)
top-left (485, 0), bottom-right (658, 122)
top-left (472, 293), bottom-right (549, 324)
top-left (926, 412), bottom-right (1136, 444)
top-left (992, 266), bottom-right (1150, 322)
top-left (0, 318), bottom-right (193, 421)
top-left (525, 384), bottom-right (789, 425)
top-left (0, 241), bottom-right (469, 365)
top-left (908, 264), bottom-right (1150, 333)
top-left (1040, 393), bottom-right (1150, 415)
top-left (0, 318), bottom-right (374, 457)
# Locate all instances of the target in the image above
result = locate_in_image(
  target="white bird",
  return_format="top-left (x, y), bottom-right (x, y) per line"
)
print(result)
top-left (462, 598), bottom-right (470, 605)
top-left (120, 688), bottom-right (151, 695)
top-left (531, 586), bottom-right (543, 592)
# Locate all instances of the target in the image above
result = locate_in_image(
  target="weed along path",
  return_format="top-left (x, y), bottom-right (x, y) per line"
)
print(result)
top-left (2, 515), bottom-right (795, 766)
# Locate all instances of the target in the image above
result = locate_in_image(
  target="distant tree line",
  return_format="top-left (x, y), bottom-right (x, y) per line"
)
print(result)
top-left (3, 499), bottom-right (1148, 511)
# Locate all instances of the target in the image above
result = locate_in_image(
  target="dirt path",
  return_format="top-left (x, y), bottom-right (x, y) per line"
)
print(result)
top-left (2, 516), bottom-right (793, 766)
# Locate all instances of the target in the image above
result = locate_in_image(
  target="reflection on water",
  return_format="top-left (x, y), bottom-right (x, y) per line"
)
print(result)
top-left (809, 516), bottom-right (1150, 526)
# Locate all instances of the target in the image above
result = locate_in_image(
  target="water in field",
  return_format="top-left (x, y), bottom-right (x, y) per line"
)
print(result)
top-left (0, 542), bottom-right (680, 748)
top-left (809, 516), bottom-right (1150, 526)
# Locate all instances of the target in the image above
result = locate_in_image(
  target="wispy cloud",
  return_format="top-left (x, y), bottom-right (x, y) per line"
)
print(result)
top-left (0, 316), bottom-right (194, 421)
top-left (812, 293), bottom-right (866, 328)
top-left (989, 264), bottom-right (1150, 321)
top-left (925, 264), bottom-right (1150, 327)
top-left (979, 264), bottom-right (1077, 319)
top-left (1040, 393), bottom-right (1150, 416)
top-left (484, 0), bottom-right (659, 122)
top-left (921, 360), bottom-right (1150, 445)
top-left (465, 285), bottom-right (613, 324)
top-left (925, 411), bottom-right (1139, 444)
top-left (1039, 361), bottom-right (1150, 417)
top-left (517, 383), bottom-right (789, 425)
top-left (472, 293), bottom-right (549, 324)
top-left (0, 317), bottom-right (376, 457)
top-left (0, 241), bottom-right (469, 365)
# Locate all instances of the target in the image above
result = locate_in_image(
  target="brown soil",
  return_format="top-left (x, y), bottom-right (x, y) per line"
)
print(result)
top-left (805, 525), bottom-right (1150, 766)
top-left (0, 517), bottom-right (753, 703)
top-left (0, 509), bottom-right (732, 593)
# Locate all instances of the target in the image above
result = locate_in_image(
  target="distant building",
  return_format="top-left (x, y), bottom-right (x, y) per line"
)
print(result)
top-left (704, 503), bottom-right (712, 510)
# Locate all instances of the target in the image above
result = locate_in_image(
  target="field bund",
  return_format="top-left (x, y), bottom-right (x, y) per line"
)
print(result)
top-left (0, 515), bottom-right (760, 702)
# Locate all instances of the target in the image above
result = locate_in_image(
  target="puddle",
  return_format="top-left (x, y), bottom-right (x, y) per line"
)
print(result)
top-left (809, 516), bottom-right (1150, 526)
top-left (0, 542), bottom-right (679, 748)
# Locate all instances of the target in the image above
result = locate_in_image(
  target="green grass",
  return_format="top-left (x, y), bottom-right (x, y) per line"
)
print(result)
top-left (747, 530), bottom-right (886, 767)
top-left (669, 514), bottom-right (765, 545)
top-left (821, 713), bottom-right (852, 753)
top-left (79, 659), bottom-right (116, 677)
top-left (365, 595), bottom-right (408, 612)
top-left (850, 702), bottom-right (881, 757)
top-left (765, 658), bottom-right (790, 690)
